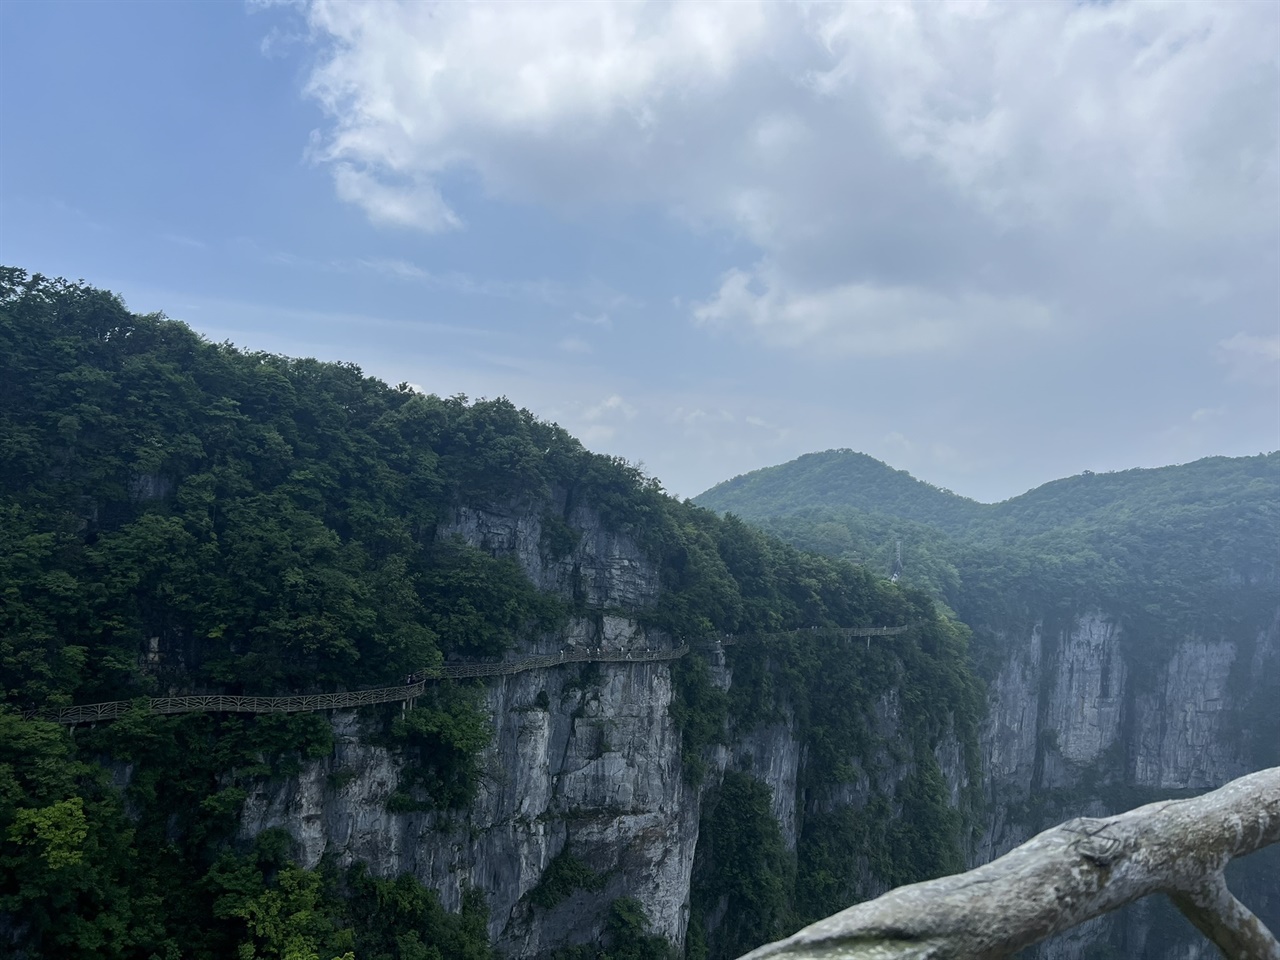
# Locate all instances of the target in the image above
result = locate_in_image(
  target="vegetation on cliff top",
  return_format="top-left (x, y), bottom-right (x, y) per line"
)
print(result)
top-left (695, 448), bottom-right (1279, 669)
top-left (2, 270), bottom-right (982, 958)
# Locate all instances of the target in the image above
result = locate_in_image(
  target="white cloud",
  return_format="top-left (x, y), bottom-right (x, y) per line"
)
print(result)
top-left (583, 394), bottom-right (637, 422)
top-left (693, 264), bottom-right (1051, 356)
top-left (331, 164), bottom-right (461, 232)
top-left (806, 2), bottom-right (1277, 234)
top-left (301, 0), bottom-right (770, 217)
top-left (288, 0), bottom-right (1278, 357)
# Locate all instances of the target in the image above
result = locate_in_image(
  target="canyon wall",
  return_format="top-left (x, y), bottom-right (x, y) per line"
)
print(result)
top-left (978, 609), bottom-right (1280, 959)
top-left (237, 500), bottom-right (1278, 958)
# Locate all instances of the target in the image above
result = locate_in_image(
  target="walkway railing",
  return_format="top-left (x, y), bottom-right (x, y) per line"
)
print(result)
top-left (717, 623), bottom-right (914, 646)
top-left (30, 646), bottom-right (691, 726)
top-left (29, 622), bottom-right (915, 726)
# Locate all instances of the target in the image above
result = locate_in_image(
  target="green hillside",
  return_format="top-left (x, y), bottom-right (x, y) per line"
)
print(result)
top-left (696, 449), bottom-right (1280, 683)
top-left (694, 446), bottom-right (1280, 957)
top-left (694, 449), bottom-right (984, 531)
top-left (697, 447), bottom-right (1279, 545)
top-left (0, 269), bottom-right (980, 960)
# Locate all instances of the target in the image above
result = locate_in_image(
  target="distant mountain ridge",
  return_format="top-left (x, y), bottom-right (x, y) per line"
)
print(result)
top-left (692, 447), bottom-right (1280, 960)
top-left (694, 447), bottom-right (1279, 654)
top-left (693, 450), bottom-right (984, 532)
top-left (694, 448), bottom-right (1280, 544)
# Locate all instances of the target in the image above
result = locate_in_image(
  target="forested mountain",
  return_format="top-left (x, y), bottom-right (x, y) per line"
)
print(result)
top-left (694, 450), bottom-right (985, 532)
top-left (697, 447), bottom-right (1279, 545)
top-left (701, 450), bottom-right (1280, 542)
top-left (4, 269), bottom-right (1272, 960)
top-left (696, 448), bottom-right (1280, 958)
top-left (696, 449), bottom-right (1279, 670)
top-left (0, 270), bottom-right (980, 960)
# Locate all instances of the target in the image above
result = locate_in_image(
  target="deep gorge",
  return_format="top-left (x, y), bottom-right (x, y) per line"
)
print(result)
top-left (2, 273), bottom-right (1276, 960)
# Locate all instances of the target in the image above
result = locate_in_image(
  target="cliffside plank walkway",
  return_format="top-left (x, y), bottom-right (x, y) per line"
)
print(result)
top-left (716, 624), bottom-right (913, 647)
top-left (30, 623), bottom-right (915, 726)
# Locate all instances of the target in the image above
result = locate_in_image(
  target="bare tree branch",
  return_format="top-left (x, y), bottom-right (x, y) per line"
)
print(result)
top-left (1171, 872), bottom-right (1280, 960)
top-left (736, 766), bottom-right (1280, 960)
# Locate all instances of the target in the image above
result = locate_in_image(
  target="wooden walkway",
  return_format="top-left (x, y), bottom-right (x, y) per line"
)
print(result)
top-left (717, 624), bottom-right (912, 647)
top-left (29, 623), bottom-right (914, 726)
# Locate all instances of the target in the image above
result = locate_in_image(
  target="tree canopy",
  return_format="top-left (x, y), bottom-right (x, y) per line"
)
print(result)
top-left (1, 269), bottom-right (983, 959)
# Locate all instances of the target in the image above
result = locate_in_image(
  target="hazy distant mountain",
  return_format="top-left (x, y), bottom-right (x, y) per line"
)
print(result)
top-left (695, 448), bottom-right (1279, 663)
top-left (695, 448), bottom-right (1279, 545)
top-left (694, 446), bottom-right (1280, 960)
top-left (693, 449), bottom-right (984, 532)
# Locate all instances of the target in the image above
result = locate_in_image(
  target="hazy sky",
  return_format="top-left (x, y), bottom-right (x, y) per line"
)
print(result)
top-left (2, 1), bottom-right (1277, 502)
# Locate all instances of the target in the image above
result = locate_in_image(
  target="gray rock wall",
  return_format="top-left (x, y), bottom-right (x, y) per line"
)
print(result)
top-left (437, 501), bottom-right (660, 611)
top-left (242, 498), bottom-right (693, 955)
top-left (241, 649), bottom-right (693, 955)
top-left (235, 497), bottom-right (1277, 960)
top-left (236, 500), bottom-right (973, 957)
top-left (975, 608), bottom-right (1280, 960)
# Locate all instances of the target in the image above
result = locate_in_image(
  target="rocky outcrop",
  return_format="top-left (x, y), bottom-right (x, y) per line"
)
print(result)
top-left (975, 609), bottom-right (1280, 960)
top-left (237, 500), bottom-right (972, 958)
top-left (437, 501), bottom-right (660, 611)
top-left (241, 499), bottom-right (692, 955)
top-left (1131, 638), bottom-right (1244, 790)
top-left (718, 718), bottom-right (805, 852)
top-left (241, 648), bottom-right (693, 955)
top-left (235, 498), bottom-right (1277, 960)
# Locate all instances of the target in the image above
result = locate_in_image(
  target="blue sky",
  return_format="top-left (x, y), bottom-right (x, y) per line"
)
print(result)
top-left (2, 1), bottom-right (1277, 501)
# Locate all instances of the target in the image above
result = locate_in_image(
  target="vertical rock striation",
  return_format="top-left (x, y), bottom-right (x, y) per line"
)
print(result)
top-left (241, 499), bottom-right (695, 954)
top-left (975, 609), bottom-right (1280, 959)
top-left (237, 498), bottom-right (1277, 960)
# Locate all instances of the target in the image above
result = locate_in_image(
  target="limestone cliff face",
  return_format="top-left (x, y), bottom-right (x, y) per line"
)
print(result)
top-left (437, 502), bottom-right (660, 611)
top-left (235, 498), bottom-right (1276, 959)
top-left (241, 499), bottom-right (694, 955)
top-left (976, 608), bottom-right (1280, 960)
top-left (237, 499), bottom-right (968, 958)
top-left (240, 654), bottom-right (694, 956)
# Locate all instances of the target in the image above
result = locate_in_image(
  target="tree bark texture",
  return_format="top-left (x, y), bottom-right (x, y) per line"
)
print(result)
top-left (736, 766), bottom-right (1280, 960)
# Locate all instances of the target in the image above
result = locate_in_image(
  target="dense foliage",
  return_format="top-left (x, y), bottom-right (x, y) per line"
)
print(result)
top-left (0, 272), bottom-right (987, 959)
top-left (683, 611), bottom-right (983, 948)
top-left (547, 898), bottom-right (679, 960)
top-left (0, 269), bottom-right (599, 710)
top-left (0, 271), bottom-right (596, 956)
top-left (696, 448), bottom-right (1280, 684)
top-left (689, 772), bottom-right (794, 960)
top-left (527, 852), bottom-right (605, 910)
top-left (693, 443), bottom-right (1280, 949)
top-left (694, 450), bottom-right (985, 531)
top-left (697, 446), bottom-right (1279, 547)
top-left (0, 708), bottom-right (495, 960)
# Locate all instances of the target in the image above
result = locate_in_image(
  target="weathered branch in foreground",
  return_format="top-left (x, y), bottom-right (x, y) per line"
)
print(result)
top-left (737, 766), bottom-right (1280, 960)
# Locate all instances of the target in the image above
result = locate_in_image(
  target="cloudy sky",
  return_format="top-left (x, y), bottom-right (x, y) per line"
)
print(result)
top-left (2, 1), bottom-right (1277, 501)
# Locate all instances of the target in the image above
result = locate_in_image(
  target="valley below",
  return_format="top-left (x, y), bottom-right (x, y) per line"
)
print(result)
top-left (2, 274), bottom-right (1276, 960)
